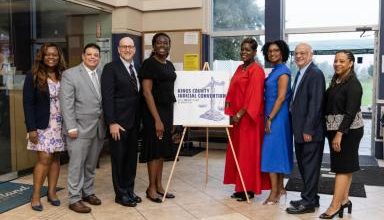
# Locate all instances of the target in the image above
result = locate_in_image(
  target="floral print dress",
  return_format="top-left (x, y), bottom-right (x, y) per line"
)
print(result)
top-left (27, 78), bottom-right (65, 153)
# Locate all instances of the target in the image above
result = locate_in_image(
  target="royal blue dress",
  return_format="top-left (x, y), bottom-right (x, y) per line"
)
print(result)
top-left (261, 63), bottom-right (293, 174)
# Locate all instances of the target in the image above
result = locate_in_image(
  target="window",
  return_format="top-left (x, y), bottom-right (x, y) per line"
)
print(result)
top-left (285, 0), bottom-right (379, 28)
top-left (287, 32), bottom-right (374, 107)
top-left (212, 0), bottom-right (265, 31)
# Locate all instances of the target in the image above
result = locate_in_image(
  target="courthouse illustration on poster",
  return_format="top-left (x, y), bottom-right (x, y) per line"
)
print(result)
top-left (173, 71), bottom-right (230, 126)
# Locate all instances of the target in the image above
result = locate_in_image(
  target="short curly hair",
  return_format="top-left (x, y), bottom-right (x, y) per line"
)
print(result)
top-left (262, 40), bottom-right (290, 63)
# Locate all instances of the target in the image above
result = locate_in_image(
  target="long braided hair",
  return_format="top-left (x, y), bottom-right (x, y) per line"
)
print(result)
top-left (329, 49), bottom-right (356, 88)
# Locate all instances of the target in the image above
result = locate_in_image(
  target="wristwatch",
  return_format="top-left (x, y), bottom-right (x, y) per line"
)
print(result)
top-left (266, 115), bottom-right (272, 121)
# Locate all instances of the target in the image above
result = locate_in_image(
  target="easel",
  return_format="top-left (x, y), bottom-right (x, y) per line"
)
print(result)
top-left (162, 62), bottom-right (250, 203)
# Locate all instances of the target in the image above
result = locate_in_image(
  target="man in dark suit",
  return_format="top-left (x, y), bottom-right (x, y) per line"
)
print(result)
top-left (287, 43), bottom-right (325, 214)
top-left (101, 37), bottom-right (141, 207)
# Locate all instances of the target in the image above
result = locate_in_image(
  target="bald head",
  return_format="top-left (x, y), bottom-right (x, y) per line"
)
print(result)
top-left (294, 42), bottom-right (313, 69)
top-left (118, 37), bottom-right (136, 62)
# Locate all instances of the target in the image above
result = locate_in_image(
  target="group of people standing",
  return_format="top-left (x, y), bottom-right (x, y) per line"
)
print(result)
top-left (224, 38), bottom-right (363, 219)
top-left (22, 33), bottom-right (364, 218)
top-left (23, 33), bottom-right (176, 213)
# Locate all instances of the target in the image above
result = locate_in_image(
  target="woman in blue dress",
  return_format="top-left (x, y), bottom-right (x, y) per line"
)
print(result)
top-left (261, 40), bottom-right (293, 205)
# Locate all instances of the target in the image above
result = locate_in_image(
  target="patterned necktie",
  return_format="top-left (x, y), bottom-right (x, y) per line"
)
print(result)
top-left (128, 64), bottom-right (138, 90)
top-left (90, 71), bottom-right (101, 97)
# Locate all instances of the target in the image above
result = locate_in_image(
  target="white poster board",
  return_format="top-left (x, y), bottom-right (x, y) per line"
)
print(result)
top-left (173, 71), bottom-right (230, 126)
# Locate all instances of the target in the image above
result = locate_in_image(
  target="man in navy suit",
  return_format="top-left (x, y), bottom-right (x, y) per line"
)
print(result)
top-left (101, 37), bottom-right (141, 207)
top-left (287, 43), bottom-right (325, 214)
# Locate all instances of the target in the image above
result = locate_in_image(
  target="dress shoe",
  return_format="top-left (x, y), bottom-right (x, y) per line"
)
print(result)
top-left (82, 194), bottom-right (101, 205)
top-left (31, 203), bottom-right (43, 211)
top-left (290, 199), bottom-right (319, 208)
top-left (286, 204), bottom-right (315, 214)
top-left (146, 190), bottom-right (162, 203)
top-left (69, 201), bottom-right (91, 213)
top-left (47, 196), bottom-right (61, 206)
top-left (115, 196), bottom-right (137, 207)
top-left (319, 207), bottom-right (344, 219)
top-left (341, 200), bottom-right (352, 214)
top-left (128, 192), bottom-right (142, 203)
top-left (157, 191), bottom-right (175, 199)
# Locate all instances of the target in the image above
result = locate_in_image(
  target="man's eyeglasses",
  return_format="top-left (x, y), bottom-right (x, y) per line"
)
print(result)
top-left (119, 45), bottom-right (135, 50)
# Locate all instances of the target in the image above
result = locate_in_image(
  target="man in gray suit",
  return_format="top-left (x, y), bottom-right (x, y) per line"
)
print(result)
top-left (60, 43), bottom-right (105, 213)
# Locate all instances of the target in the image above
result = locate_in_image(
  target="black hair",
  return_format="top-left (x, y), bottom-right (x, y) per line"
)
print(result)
top-left (241, 37), bottom-right (258, 51)
top-left (83, 43), bottom-right (100, 54)
top-left (152, 32), bottom-right (171, 47)
top-left (261, 40), bottom-right (290, 63)
top-left (329, 49), bottom-right (357, 88)
top-left (150, 32), bottom-right (171, 57)
top-left (335, 49), bottom-right (355, 70)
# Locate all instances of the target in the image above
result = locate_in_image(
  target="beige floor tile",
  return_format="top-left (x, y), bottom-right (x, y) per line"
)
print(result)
top-left (2, 150), bottom-right (384, 220)
top-left (201, 213), bottom-right (250, 220)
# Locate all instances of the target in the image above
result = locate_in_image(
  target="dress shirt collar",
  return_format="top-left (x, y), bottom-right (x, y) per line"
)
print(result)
top-left (299, 61), bottom-right (312, 75)
top-left (82, 63), bottom-right (97, 77)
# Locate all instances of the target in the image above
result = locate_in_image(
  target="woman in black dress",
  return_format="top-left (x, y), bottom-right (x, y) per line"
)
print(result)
top-left (319, 50), bottom-right (364, 219)
top-left (140, 33), bottom-right (176, 203)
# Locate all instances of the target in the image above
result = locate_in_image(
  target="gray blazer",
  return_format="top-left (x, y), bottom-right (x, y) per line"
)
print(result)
top-left (59, 63), bottom-right (105, 139)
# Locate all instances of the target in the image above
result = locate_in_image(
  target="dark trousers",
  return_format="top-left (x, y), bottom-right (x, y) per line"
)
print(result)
top-left (294, 140), bottom-right (324, 207)
top-left (109, 128), bottom-right (138, 198)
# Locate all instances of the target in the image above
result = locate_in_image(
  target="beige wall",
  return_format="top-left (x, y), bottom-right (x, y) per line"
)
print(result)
top-left (112, 7), bottom-right (142, 34)
top-left (105, 0), bottom-right (205, 34)
top-left (142, 8), bottom-right (203, 32)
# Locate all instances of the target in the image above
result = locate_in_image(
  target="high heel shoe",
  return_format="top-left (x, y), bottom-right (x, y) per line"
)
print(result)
top-left (341, 200), bottom-right (352, 214)
top-left (319, 207), bottom-right (344, 219)
top-left (262, 199), bottom-right (279, 205)
top-left (280, 190), bottom-right (287, 204)
top-left (47, 196), bottom-right (61, 206)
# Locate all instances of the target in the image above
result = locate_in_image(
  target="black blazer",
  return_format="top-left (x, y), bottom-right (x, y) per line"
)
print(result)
top-left (101, 59), bottom-right (141, 130)
top-left (23, 72), bottom-right (50, 132)
top-left (290, 62), bottom-right (326, 143)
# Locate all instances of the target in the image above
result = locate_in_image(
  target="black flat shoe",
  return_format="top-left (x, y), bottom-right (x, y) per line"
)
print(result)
top-left (146, 191), bottom-right (162, 203)
top-left (157, 191), bottom-right (175, 199)
top-left (236, 192), bottom-right (255, 202)
top-left (47, 197), bottom-right (61, 206)
top-left (31, 203), bottom-right (43, 211)
top-left (319, 207), bottom-right (344, 219)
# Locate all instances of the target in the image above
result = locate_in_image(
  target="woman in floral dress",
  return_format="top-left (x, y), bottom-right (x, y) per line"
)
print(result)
top-left (23, 43), bottom-right (66, 211)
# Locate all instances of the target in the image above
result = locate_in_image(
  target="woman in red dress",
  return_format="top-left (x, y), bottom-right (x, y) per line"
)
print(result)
top-left (224, 37), bottom-right (270, 201)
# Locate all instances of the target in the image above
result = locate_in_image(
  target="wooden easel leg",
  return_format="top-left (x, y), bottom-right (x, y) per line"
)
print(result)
top-left (225, 127), bottom-right (250, 203)
top-left (162, 127), bottom-right (188, 202)
top-left (205, 127), bottom-right (209, 186)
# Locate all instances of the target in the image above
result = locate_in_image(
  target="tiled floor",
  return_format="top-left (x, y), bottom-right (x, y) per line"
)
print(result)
top-left (2, 149), bottom-right (384, 220)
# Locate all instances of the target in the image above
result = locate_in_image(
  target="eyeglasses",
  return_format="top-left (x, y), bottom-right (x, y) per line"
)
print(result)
top-left (119, 45), bottom-right (135, 50)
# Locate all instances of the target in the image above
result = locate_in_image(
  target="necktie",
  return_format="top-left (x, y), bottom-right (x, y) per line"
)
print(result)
top-left (90, 71), bottom-right (101, 97)
top-left (292, 70), bottom-right (301, 93)
top-left (128, 64), bottom-right (138, 90)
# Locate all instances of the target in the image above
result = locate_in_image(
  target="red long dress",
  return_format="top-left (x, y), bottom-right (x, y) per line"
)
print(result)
top-left (223, 62), bottom-right (271, 194)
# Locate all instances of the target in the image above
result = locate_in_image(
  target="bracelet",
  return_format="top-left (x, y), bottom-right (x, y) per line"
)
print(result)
top-left (266, 115), bottom-right (272, 121)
